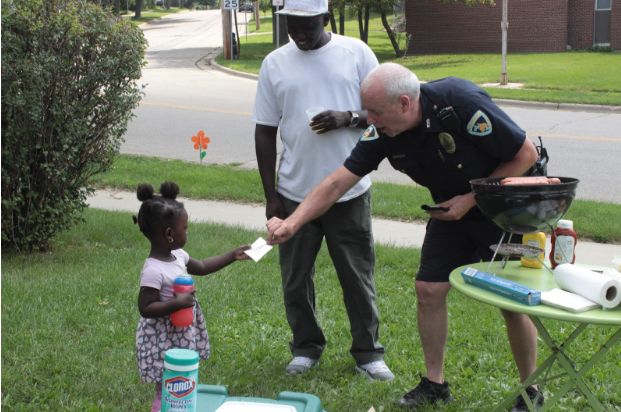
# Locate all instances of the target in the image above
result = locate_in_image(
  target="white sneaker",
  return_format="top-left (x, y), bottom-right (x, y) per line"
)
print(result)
top-left (356, 360), bottom-right (395, 381)
top-left (285, 356), bottom-right (318, 375)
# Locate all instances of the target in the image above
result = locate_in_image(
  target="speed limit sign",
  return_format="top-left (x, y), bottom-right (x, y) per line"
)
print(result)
top-left (223, 0), bottom-right (239, 10)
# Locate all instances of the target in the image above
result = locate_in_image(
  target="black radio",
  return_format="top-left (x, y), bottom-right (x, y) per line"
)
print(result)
top-left (436, 106), bottom-right (461, 131)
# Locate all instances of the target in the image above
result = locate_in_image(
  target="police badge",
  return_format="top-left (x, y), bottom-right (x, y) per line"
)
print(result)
top-left (438, 132), bottom-right (456, 154)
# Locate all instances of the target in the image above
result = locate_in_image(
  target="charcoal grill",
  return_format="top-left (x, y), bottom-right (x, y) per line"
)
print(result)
top-left (470, 176), bottom-right (580, 274)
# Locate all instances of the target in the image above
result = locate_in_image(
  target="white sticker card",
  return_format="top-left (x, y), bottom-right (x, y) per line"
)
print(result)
top-left (245, 237), bottom-right (273, 262)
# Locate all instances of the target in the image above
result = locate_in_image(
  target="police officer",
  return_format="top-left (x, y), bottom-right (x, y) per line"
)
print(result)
top-left (266, 63), bottom-right (543, 412)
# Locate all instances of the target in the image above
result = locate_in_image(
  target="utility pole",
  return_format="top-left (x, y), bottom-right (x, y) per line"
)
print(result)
top-left (500, 0), bottom-right (509, 85)
top-left (223, 0), bottom-right (239, 60)
top-left (222, 4), bottom-right (232, 59)
top-left (273, 0), bottom-right (284, 48)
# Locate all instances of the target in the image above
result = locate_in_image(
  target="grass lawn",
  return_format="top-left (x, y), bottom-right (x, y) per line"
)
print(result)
top-left (127, 7), bottom-right (182, 26)
top-left (219, 13), bottom-right (621, 106)
top-left (245, 15), bottom-right (273, 33)
top-left (87, 155), bottom-right (621, 244)
top-left (2, 208), bottom-right (620, 411)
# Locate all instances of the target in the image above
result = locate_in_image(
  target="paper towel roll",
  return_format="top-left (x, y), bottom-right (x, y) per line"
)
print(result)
top-left (553, 264), bottom-right (621, 308)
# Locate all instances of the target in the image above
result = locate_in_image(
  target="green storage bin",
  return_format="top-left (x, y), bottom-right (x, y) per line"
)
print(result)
top-left (195, 385), bottom-right (326, 412)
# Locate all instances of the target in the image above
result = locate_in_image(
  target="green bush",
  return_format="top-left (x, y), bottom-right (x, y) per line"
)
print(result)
top-left (259, 0), bottom-right (272, 15)
top-left (586, 45), bottom-right (614, 52)
top-left (1, 0), bottom-right (147, 252)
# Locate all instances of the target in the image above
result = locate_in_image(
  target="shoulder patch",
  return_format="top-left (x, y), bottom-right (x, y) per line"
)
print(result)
top-left (360, 125), bottom-right (379, 141)
top-left (467, 110), bottom-right (492, 136)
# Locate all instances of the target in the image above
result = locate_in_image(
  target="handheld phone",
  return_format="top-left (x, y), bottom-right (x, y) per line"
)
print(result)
top-left (421, 204), bottom-right (450, 213)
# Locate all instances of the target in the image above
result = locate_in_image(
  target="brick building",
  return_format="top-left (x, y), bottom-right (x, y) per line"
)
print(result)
top-left (405, 0), bottom-right (619, 54)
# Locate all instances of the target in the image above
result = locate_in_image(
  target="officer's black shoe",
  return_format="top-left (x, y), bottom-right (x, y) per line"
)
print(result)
top-left (395, 373), bottom-right (454, 409)
top-left (510, 386), bottom-right (544, 412)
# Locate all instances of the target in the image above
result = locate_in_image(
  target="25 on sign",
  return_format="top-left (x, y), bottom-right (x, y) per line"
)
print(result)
top-left (223, 0), bottom-right (239, 9)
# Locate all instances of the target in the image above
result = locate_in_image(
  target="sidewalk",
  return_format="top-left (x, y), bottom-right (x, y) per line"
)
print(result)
top-left (89, 189), bottom-right (621, 268)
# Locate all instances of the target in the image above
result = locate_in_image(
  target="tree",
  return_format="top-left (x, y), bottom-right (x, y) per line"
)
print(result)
top-left (135, 0), bottom-right (143, 17)
top-left (327, 0), bottom-right (347, 34)
top-left (375, 0), bottom-right (406, 57)
top-left (358, 4), bottom-right (369, 43)
top-left (352, 0), bottom-right (371, 43)
top-left (207, 0), bottom-right (221, 9)
top-left (1, 0), bottom-right (147, 252)
top-left (338, 2), bottom-right (345, 34)
top-left (328, 2), bottom-right (337, 32)
top-left (259, 0), bottom-right (271, 15)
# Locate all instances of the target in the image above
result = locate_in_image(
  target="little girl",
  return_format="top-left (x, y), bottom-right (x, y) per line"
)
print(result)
top-left (133, 181), bottom-right (251, 412)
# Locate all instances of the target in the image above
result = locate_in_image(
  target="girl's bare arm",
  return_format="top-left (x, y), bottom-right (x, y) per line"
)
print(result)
top-left (185, 245), bottom-right (252, 276)
top-left (138, 286), bottom-right (195, 318)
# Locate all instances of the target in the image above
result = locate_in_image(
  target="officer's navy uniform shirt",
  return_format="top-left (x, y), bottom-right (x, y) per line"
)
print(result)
top-left (344, 77), bottom-right (526, 220)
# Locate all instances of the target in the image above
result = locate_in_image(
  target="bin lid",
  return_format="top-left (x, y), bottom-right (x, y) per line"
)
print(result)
top-left (215, 401), bottom-right (297, 412)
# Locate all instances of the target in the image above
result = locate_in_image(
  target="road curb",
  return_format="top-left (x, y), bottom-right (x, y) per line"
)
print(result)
top-left (206, 50), bottom-right (620, 114)
top-left (205, 50), bottom-right (259, 80)
top-left (493, 99), bottom-right (621, 114)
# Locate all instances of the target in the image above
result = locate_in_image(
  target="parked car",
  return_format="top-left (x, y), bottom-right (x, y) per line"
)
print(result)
top-left (156, 0), bottom-right (163, 6)
top-left (238, 2), bottom-right (254, 12)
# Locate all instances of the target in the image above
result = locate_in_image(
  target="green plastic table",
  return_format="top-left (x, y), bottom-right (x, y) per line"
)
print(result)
top-left (449, 261), bottom-right (621, 412)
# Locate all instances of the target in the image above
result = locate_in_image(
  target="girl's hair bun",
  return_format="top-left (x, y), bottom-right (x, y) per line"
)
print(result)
top-left (137, 183), bottom-right (155, 201)
top-left (134, 181), bottom-right (184, 239)
top-left (159, 181), bottom-right (180, 200)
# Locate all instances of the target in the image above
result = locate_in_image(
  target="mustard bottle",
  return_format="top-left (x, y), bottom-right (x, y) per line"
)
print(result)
top-left (521, 231), bottom-right (546, 268)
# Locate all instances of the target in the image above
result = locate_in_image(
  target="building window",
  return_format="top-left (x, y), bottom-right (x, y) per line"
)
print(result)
top-left (595, 0), bottom-right (611, 10)
top-left (594, 0), bottom-right (611, 45)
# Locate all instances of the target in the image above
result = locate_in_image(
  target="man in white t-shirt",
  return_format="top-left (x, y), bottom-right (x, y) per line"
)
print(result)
top-left (252, 0), bottom-right (393, 381)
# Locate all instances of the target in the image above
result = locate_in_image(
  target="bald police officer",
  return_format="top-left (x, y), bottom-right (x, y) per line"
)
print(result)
top-left (266, 63), bottom-right (543, 412)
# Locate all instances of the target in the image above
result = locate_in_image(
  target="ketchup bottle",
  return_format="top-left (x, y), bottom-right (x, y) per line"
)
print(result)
top-left (171, 270), bottom-right (195, 327)
top-left (550, 219), bottom-right (577, 269)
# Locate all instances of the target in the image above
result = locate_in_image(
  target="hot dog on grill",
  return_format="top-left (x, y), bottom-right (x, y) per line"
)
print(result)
top-left (501, 177), bottom-right (562, 186)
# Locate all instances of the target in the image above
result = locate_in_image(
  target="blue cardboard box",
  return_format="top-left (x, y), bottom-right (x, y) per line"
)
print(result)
top-left (460, 267), bottom-right (541, 306)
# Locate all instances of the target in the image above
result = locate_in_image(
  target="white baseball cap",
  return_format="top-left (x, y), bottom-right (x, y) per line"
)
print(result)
top-left (275, 0), bottom-right (328, 16)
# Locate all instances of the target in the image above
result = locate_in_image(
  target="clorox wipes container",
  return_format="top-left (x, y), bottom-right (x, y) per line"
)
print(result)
top-left (162, 349), bottom-right (199, 412)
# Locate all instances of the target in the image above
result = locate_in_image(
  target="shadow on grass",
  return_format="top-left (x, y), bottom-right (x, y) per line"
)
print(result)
top-left (403, 59), bottom-right (475, 71)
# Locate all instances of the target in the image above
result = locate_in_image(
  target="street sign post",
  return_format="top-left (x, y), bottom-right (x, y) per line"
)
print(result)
top-left (223, 0), bottom-right (239, 10)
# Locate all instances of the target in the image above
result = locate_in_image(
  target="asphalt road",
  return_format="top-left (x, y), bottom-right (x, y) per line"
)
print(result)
top-left (122, 10), bottom-right (621, 204)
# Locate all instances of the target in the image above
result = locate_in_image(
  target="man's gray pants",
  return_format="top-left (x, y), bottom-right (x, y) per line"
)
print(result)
top-left (278, 191), bottom-right (385, 366)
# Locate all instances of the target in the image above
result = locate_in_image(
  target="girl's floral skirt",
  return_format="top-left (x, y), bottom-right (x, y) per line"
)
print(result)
top-left (136, 303), bottom-right (210, 382)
